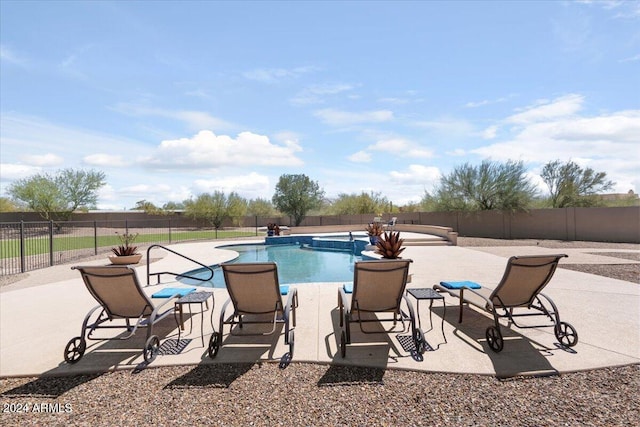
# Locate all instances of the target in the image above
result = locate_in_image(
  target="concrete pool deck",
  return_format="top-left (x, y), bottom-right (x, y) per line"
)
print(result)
top-left (1, 234), bottom-right (638, 378)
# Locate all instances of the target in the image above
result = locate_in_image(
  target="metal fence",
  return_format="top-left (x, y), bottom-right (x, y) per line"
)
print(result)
top-left (0, 219), bottom-right (259, 276)
top-left (2, 206), bottom-right (638, 276)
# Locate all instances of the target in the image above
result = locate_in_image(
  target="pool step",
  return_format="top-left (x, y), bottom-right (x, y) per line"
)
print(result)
top-left (403, 236), bottom-right (451, 246)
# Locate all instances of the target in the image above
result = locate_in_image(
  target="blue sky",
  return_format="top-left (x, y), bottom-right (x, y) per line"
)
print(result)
top-left (1, 1), bottom-right (639, 210)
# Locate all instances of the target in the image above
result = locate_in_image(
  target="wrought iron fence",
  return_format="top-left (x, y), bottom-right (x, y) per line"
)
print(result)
top-left (0, 219), bottom-right (259, 276)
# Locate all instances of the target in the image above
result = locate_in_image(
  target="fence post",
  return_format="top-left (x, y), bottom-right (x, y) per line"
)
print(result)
top-left (94, 221), bottom-right (98, 255)
top-left (169, 218), bottom-right (172, 244)
top-left (19, 221), bottom-right (25, 273)
top-left (255, 216), bottom-right (258, 236)
top-left (49, 220), bottom-right (54, 267)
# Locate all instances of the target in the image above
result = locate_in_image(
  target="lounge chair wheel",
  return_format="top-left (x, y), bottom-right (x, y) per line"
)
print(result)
top-left (208, 332), bottom-right (221, 358)
top-left (340, 330), bottom-right (347, 358)
top-left (486, 326), bottom-right (504, 352)
top-left (555, 321), bottom-right (578, 347)
top-left (288, 330), bottom-right (295, 358)
top-left (64, 337), bottom-right (86, 363)
top-left (413, 328), bottom-right (426, 354)
top-left (144, 335), bottom-right (160, 363)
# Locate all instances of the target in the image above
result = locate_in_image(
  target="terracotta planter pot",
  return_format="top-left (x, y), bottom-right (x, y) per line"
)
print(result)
top-left (108, 254), bottom-right (142, 265)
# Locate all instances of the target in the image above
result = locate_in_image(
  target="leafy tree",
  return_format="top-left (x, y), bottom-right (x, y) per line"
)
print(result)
top-left (162, 201), bottom-right (185, 212)
top-left (330, 191), bottom-right (390, 215)
top-left (272, 174), bottom-right (325, 226)
top-left (398, 201), bottom-right (421, 212)
top-left (419, 190), bottom-right (439, 212)
top-left (226, 192), bottom-right (248, 226)
top-left (0, 197), bottom-right (20, 212)
top-left (184, 191), bottom-right (235, 228)
top-left (434, 160), bottom-right (537, 211)
top-left (541, 160), bottom-right (614, 208)
top-left (133, 199), bottom-right (162, 214)
top-left (247, 198), bottom-right (276, 217)
top-left (8, 168), bottom-right (106, 220)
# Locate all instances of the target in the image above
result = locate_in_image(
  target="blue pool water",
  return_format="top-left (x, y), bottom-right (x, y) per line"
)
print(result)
top-left (179, 244), bottom-right (363, 288)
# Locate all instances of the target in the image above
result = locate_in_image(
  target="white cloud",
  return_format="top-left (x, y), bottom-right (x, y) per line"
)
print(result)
top-left (348, 151), bottom-right (371, 163)
top-left (20, 153), bottom-right (64, 167)
top-left (110, 183), bottom-right (176, 205)
top-left (192, 172), bottom-right (271, 199)
top-left (83, 153), bottom-right (129, 167)
top-left (0, 163), bottom-right (41, 180)
top-left (98, 183), bottom-right (193, 209)
top-left (620, 53), bottom-right (640, 63)
top-left (369, 138), bottom-right (411, 152)
top-left (477, 109), bottom-right (640, 162)
top-left (507, 94), bottom-right (584, 124)
top-left (0, 113), bottom-right (149, 169)
top-left (471, 99), bottom-right (640, 194)
top-left (390, 164), bottom-right (441, 185)
top-left (141, 130), bottom-right (304, 169)
top-left (465, 100), bottom-right (490, 108)
top-left (446, 148), bottom-right (466, 156)
top-left (378, 97), bottom-right (410, 105)
top-left (113, 103), bottom-right (235, 132)
top-left (482, 125), bottom-right (498, 139)
top-left (0, 45), bottom-right (27, 66)
top-left (314, 108), bottom-right (394, 126)
top-left (242, 66), bottom-right (319, 83)
top-left (351, 137), bottom-right (434, 163)
top-left (120, 183), bottom-right (172, 195)
top-left (407, 148), bottom-right (435, 158)
top-left (290, 83), bottom-right (354, 105)
top-left (576, 0), bottom-right (640, 19)
top-left (412, 117), bottom-right (475, 137)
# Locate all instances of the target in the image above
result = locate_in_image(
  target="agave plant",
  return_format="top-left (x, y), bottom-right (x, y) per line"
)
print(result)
top-left (375, 231), bottom-right (406, 259)
top-left (111, 232), bottom-right (139, 256)
top-left (365, 222), bottom-right (384, 237)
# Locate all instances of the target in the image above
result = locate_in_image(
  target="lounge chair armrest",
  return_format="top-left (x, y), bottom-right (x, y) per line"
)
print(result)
top-left (150, 293), bottom-right (181, 321)
top-left (284, 287), bottom-right (297, 322)
top-left (338, 287), bottom-right (350, 315)
top-left (402, 294), bottom-right (417, 319)
top-left (218, 298), bottom-right (232, 326)
top-left (434, 283), bottom-right (493, 308)
top-left (459, 285), bottom-right (492, 307)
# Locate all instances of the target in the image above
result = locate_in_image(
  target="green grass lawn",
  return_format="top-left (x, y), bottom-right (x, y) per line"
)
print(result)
top-left (0, 229), bottom-right (257, 259)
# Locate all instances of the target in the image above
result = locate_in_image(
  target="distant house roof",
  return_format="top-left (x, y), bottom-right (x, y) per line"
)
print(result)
top-left (598, 190), bottom-right (638, 201)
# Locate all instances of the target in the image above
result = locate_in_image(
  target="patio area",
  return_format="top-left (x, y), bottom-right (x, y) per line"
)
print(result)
top-left (1, 235), bottom-right (638, 379)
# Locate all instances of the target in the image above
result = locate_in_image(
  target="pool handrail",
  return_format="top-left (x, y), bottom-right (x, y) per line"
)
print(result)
top-left (146, 244), bottom-right (214, 286)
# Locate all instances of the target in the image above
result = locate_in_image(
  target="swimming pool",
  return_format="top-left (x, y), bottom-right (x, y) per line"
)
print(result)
top-left (178, 243), bottom-right (364, 288)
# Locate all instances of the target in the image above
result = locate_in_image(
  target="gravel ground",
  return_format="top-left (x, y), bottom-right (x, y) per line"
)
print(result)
top-left (1, 237), bottom-right (638, 426)
top-left (1, 363), bottom-right (638, 426)
top-left (456, 237), bottom-right (640, 284)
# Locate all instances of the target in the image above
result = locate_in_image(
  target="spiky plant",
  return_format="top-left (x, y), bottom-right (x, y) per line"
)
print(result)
top-left (365, 222), bottom-right (384, 236)
top-left (375, 231), bottom-right (405, 259)
top-left (111, 232), bottom-right (139, 256)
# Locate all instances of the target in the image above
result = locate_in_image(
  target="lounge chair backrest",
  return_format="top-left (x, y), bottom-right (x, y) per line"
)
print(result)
top-left (490, 255), bottom-right (566, 308)
top-left (352, 259), bottom-right (412, 312)
top-left (221, 262), bottom-right (283, 315)
top-left (75, 266), bottom-right (153, 319)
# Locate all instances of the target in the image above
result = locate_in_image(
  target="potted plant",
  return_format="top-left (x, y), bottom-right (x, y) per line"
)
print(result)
top-left (375, 231), bottom-right (410, 281)
top-left (267, 223), bottom-right (281, 236)
top-left (365, 222), bottom-right (384, 245)
top-left (109, 231), bottom-right (142, 265)
top-left (375, 231), bottom-right (406, 259)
